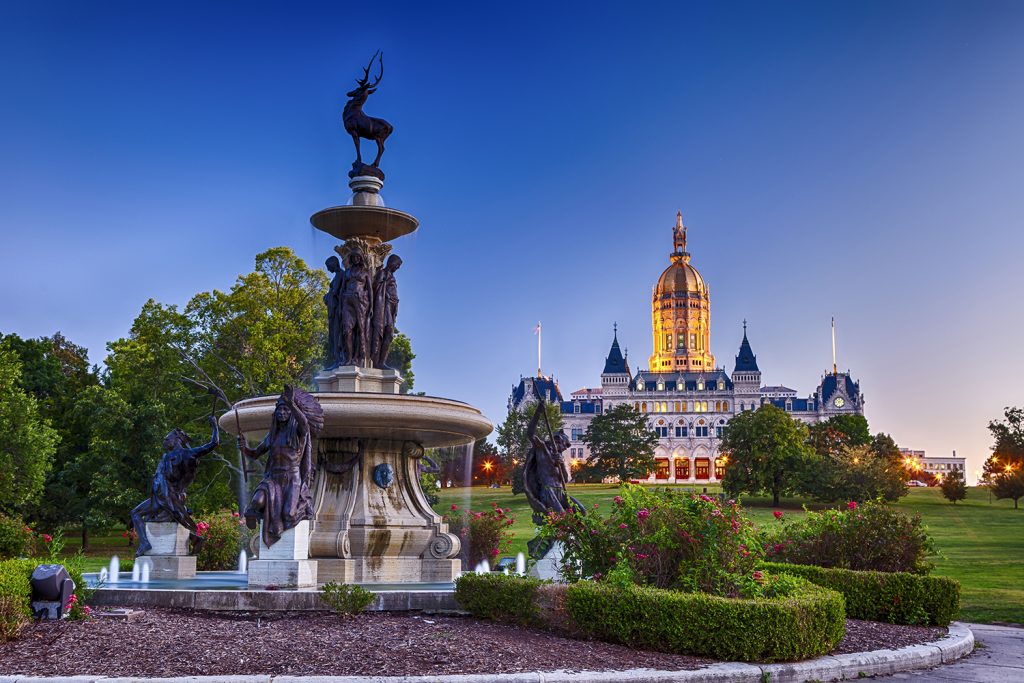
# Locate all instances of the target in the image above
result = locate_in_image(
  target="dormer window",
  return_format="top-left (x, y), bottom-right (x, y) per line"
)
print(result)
top-left (697, 381), bottom-right (704, 391)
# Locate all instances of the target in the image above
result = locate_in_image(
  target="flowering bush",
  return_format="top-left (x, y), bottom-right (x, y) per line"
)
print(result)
top-left (542, 485), bottom-right (785, 598)
top-left (196, 510), bottom-right (253, 571)
top-left (443, 503), bottom-right (515, 568)
top-left (762, 500), bottom-right (935, 574)
top-left (0, 515), bottom-right (35, 559)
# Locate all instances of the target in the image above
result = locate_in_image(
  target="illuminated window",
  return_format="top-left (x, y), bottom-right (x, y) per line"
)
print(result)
top-left (695, 458), bottom-right (710, 479)
top-left (674, 401), bottom-right (681, 412)
top-left (641, 402), bottom-right (647, 413)
top-left (675, 458), bottom-right (690, 479)
top-left (723, 401), bottom-right (729, 412)
top-left (702, 401), bottom-right (709, 412)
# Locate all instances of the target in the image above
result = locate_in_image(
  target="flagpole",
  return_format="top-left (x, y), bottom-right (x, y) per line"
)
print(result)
top-left (537, 321), bottom-right (542, 377)
top-left (831, 317), bottom-right (837, 375)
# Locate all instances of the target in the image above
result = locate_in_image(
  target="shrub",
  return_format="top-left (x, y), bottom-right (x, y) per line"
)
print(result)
top-left (0, 558), bottom-right (36, 639)
top-left (0, 515), bottom-right (35, 560)
top-left (454, 572), bottom-right (547, 627)
top-left (320, 582), bottom-right (375, 614)
top-left (196, 510), bottom-right (252, 571)
top-left (542, 485), bottom-right (771, 597)
top-left (443, 503), bottom-right (514, 567)
top-left (456, 572), bottom-right (845, 662)
top-left (760, 562), bottom-right (959, 626)
top-left (762, 500), bottom-right (935, 574)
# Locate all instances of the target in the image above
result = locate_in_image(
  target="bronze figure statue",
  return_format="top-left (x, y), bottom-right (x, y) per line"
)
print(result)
top-left (240, 386), bottom-right (324, 547)
top-left (130, 416), bottom-right (220, 556)
top-left (343, 51), bottom-right (393, 178)
top-left (324, 255), bottom-right (345, 369)
top-left (370, 254), bottom-right (402, 368)
top-left (340, 249), bottom-right (373, 367)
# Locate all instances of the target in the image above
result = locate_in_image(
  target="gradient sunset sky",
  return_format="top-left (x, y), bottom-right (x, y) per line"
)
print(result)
top-left (2, 1), bottom-right (1022, 481)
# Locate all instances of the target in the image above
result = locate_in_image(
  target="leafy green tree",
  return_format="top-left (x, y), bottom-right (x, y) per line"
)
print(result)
top-left (496, 401), bottom-right (563, 470)
top-left (940, 468), bottom-right (967, 504)
top-left (386, 331), bottom-right (415, 392)
top-left (0, 341), bottom-right (59, 514)
top-left (720, 404), bottom-right (813, 506)
top-left (807, 414), bottom-right (871, 456)
top-left (580, 403), bottom-right (658, 483)
top-left (984, 407), bottom-right (1024, 509)
top-left (802, 415), bottom-right (906, 503)
top-left (1, 332), bottom-right (99, 529)
top-left (186, 246), bottom-right (328, 393)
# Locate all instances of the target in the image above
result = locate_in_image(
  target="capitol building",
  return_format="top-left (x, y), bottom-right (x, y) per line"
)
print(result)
top-left (510, 212), bottom-right (865, 483)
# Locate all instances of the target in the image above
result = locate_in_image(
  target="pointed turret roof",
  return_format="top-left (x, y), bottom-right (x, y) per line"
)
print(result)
top-left (734, 321), bottom-right (760, 373)
top-left (603, 324), bottom-right (630, 374)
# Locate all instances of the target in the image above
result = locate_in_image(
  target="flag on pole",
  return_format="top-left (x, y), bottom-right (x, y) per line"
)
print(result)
top-left (536, 321), bottom-right (544, 376)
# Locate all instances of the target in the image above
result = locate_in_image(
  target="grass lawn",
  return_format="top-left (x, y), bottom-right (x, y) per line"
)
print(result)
top-left (434, 484), bottom-right (1023, 624)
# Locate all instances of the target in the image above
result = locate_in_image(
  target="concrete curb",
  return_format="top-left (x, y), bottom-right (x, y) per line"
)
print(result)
top-left (0, 622), bottom-right (974, 683)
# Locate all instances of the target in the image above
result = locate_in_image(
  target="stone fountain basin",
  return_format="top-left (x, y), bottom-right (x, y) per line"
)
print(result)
top-left (220, 392), bottom-right (492, 448)
top-left (310, 205), bottom-right (419, 243)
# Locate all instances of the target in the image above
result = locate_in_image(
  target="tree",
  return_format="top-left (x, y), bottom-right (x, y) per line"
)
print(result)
top-left (720, 404), bottom-right (813, 506)
top-left (941, 468), bottom-right (967, 504)
top-left (802, 416), bottom-right (906, 503)
top-left (580, 403), bottom-right (658, 483)
top-left (386, 331), bottom-right (415, 392)
top-left (1, 332), bottom-right (99, 529)
top-left (0, 341), bottom-right (59, 514)
top-left (983, 407), bottom-right (1024, 509)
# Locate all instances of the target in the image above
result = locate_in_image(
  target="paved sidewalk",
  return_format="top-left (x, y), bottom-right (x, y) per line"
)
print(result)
top-left (883, 623), bottom-right (1023, 682)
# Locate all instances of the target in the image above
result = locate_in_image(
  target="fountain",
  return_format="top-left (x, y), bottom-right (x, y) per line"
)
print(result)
top-left (219, 56), bottom-right (491, 588)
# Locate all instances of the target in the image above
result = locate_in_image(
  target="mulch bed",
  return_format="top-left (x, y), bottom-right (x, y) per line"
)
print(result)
top-left (0, 610), bottom-right (946, 677)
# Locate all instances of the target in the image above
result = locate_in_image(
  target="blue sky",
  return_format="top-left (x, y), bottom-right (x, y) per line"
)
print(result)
top-left (1, 1), bottom-right (1022, 480)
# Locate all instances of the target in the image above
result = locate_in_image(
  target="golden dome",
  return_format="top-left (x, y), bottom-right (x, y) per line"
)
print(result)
top-left (656, 258), bottom-right (706, 296)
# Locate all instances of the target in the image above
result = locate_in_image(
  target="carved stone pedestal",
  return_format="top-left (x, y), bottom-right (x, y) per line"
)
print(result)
top-left (142, 522), bottom-right (196, 580)
top-left (309, 438), bottom-right (462, 583)
top-left (248, 521), bottom-right (317, 588)
top-left (314, 365), bottom-right (405, 394)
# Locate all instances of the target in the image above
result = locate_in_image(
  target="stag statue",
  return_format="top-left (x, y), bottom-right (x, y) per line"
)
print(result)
top-left (343, 51), bottom-right (393, 178)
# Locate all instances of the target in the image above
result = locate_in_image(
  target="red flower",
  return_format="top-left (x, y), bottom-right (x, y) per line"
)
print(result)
top-left (613, 496), bottom-right (623, 504)
top-left (451, 504), bottom-right (458, 511)
top-left (637, 508), bottom-right (650, 520)
top-left (752, 571), bottom-right (764, 583)
top-left (42, 534), bottom-right (52, 543)
top-left (773, 510), bottom-right (784, 519)
top-left (847, 501), bottom-right (858, 510)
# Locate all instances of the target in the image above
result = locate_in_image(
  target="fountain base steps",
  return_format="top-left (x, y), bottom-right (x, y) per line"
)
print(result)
top-left (315, 557), bottom-right (460, 584)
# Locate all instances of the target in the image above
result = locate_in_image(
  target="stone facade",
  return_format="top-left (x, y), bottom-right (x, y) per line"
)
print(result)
top-left (510, 211), bottom-right (866, 483)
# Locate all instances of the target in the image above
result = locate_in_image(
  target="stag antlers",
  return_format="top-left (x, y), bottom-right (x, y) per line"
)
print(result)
top-left (355, 51), bottom-right (384, 90)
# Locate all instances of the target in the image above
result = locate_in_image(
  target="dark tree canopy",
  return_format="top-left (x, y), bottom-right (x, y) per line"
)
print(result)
top-left (580, 403), bottom-right (658, 483)
top-left (984, 407), bottom-right (1024, 509)
top-left (940, 468), bottom-right (967, 504)
top-left (719, 404), bottom-right (813, 506)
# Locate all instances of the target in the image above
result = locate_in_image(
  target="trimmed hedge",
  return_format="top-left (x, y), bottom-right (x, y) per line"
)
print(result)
top-left (760, 562), bottom-right (959, 626)
top-left (455, 573), bottom-right (845, 662)
top-left (0, 559), bottom-right (36, 640)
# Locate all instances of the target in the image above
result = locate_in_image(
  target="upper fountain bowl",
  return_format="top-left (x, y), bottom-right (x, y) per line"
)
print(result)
top-left (221, 392), bottom-right (491, 449)
top-left (311, 205), bottom-right (419, 243)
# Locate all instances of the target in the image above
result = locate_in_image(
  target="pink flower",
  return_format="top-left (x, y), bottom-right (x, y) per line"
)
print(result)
top-left (613, 496), bottom-right (623, 504)
top-left (451, 504), bottom-right (458, 511)
top-left (637, 508), bottom-right (650, 520)
top-left (636, 553), bottom-right (648, 559)
top-left (773, 510), bottom-right (783, 520)
top-left (82, 605), bottom-right (92, 616)
top-left (490, 548), bottom-right (500, 556)
top-left (753, 571), bottom-right (764, 583)
top-left (699, 494), bottom-right (713, 502)
top-left (65, 593), bottom-right (78, 609)
top-left (42, 534), bottom-right (53, 543)
top-left (231, 512), bottom-right (240, 517)
top-left (847, 501), bottom-right (858, 510)
top-left (619, 523), bottom-right (628, 529)
top-left (593, 502), bottom-right (599, 509)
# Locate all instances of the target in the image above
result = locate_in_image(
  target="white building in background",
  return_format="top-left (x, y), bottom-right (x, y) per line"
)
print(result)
top-left (509, 212), bottom-right (867, 484)
top-left (900, 448), bottom-right (966, 480)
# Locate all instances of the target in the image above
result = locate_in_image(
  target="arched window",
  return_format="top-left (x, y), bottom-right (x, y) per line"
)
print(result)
top-left (673, 401), bottom-right (681, 412)
top-left (722, 401), bottom-right (729, 412)
top-left (641, 402), bottom-right (647, 413)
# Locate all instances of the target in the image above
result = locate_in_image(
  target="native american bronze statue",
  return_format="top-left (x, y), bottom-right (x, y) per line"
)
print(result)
top-left (370, 254), bottom-right (402, 368)
top-left (343, 51), bottom-right (393, 177)
top-left (130, 416), bottom-right (220, 556)
top-left (240, 386), bottom-right (324, 547)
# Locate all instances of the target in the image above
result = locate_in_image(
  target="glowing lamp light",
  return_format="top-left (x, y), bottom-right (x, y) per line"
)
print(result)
top-left (482, 460), bottom-right (493, 473)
